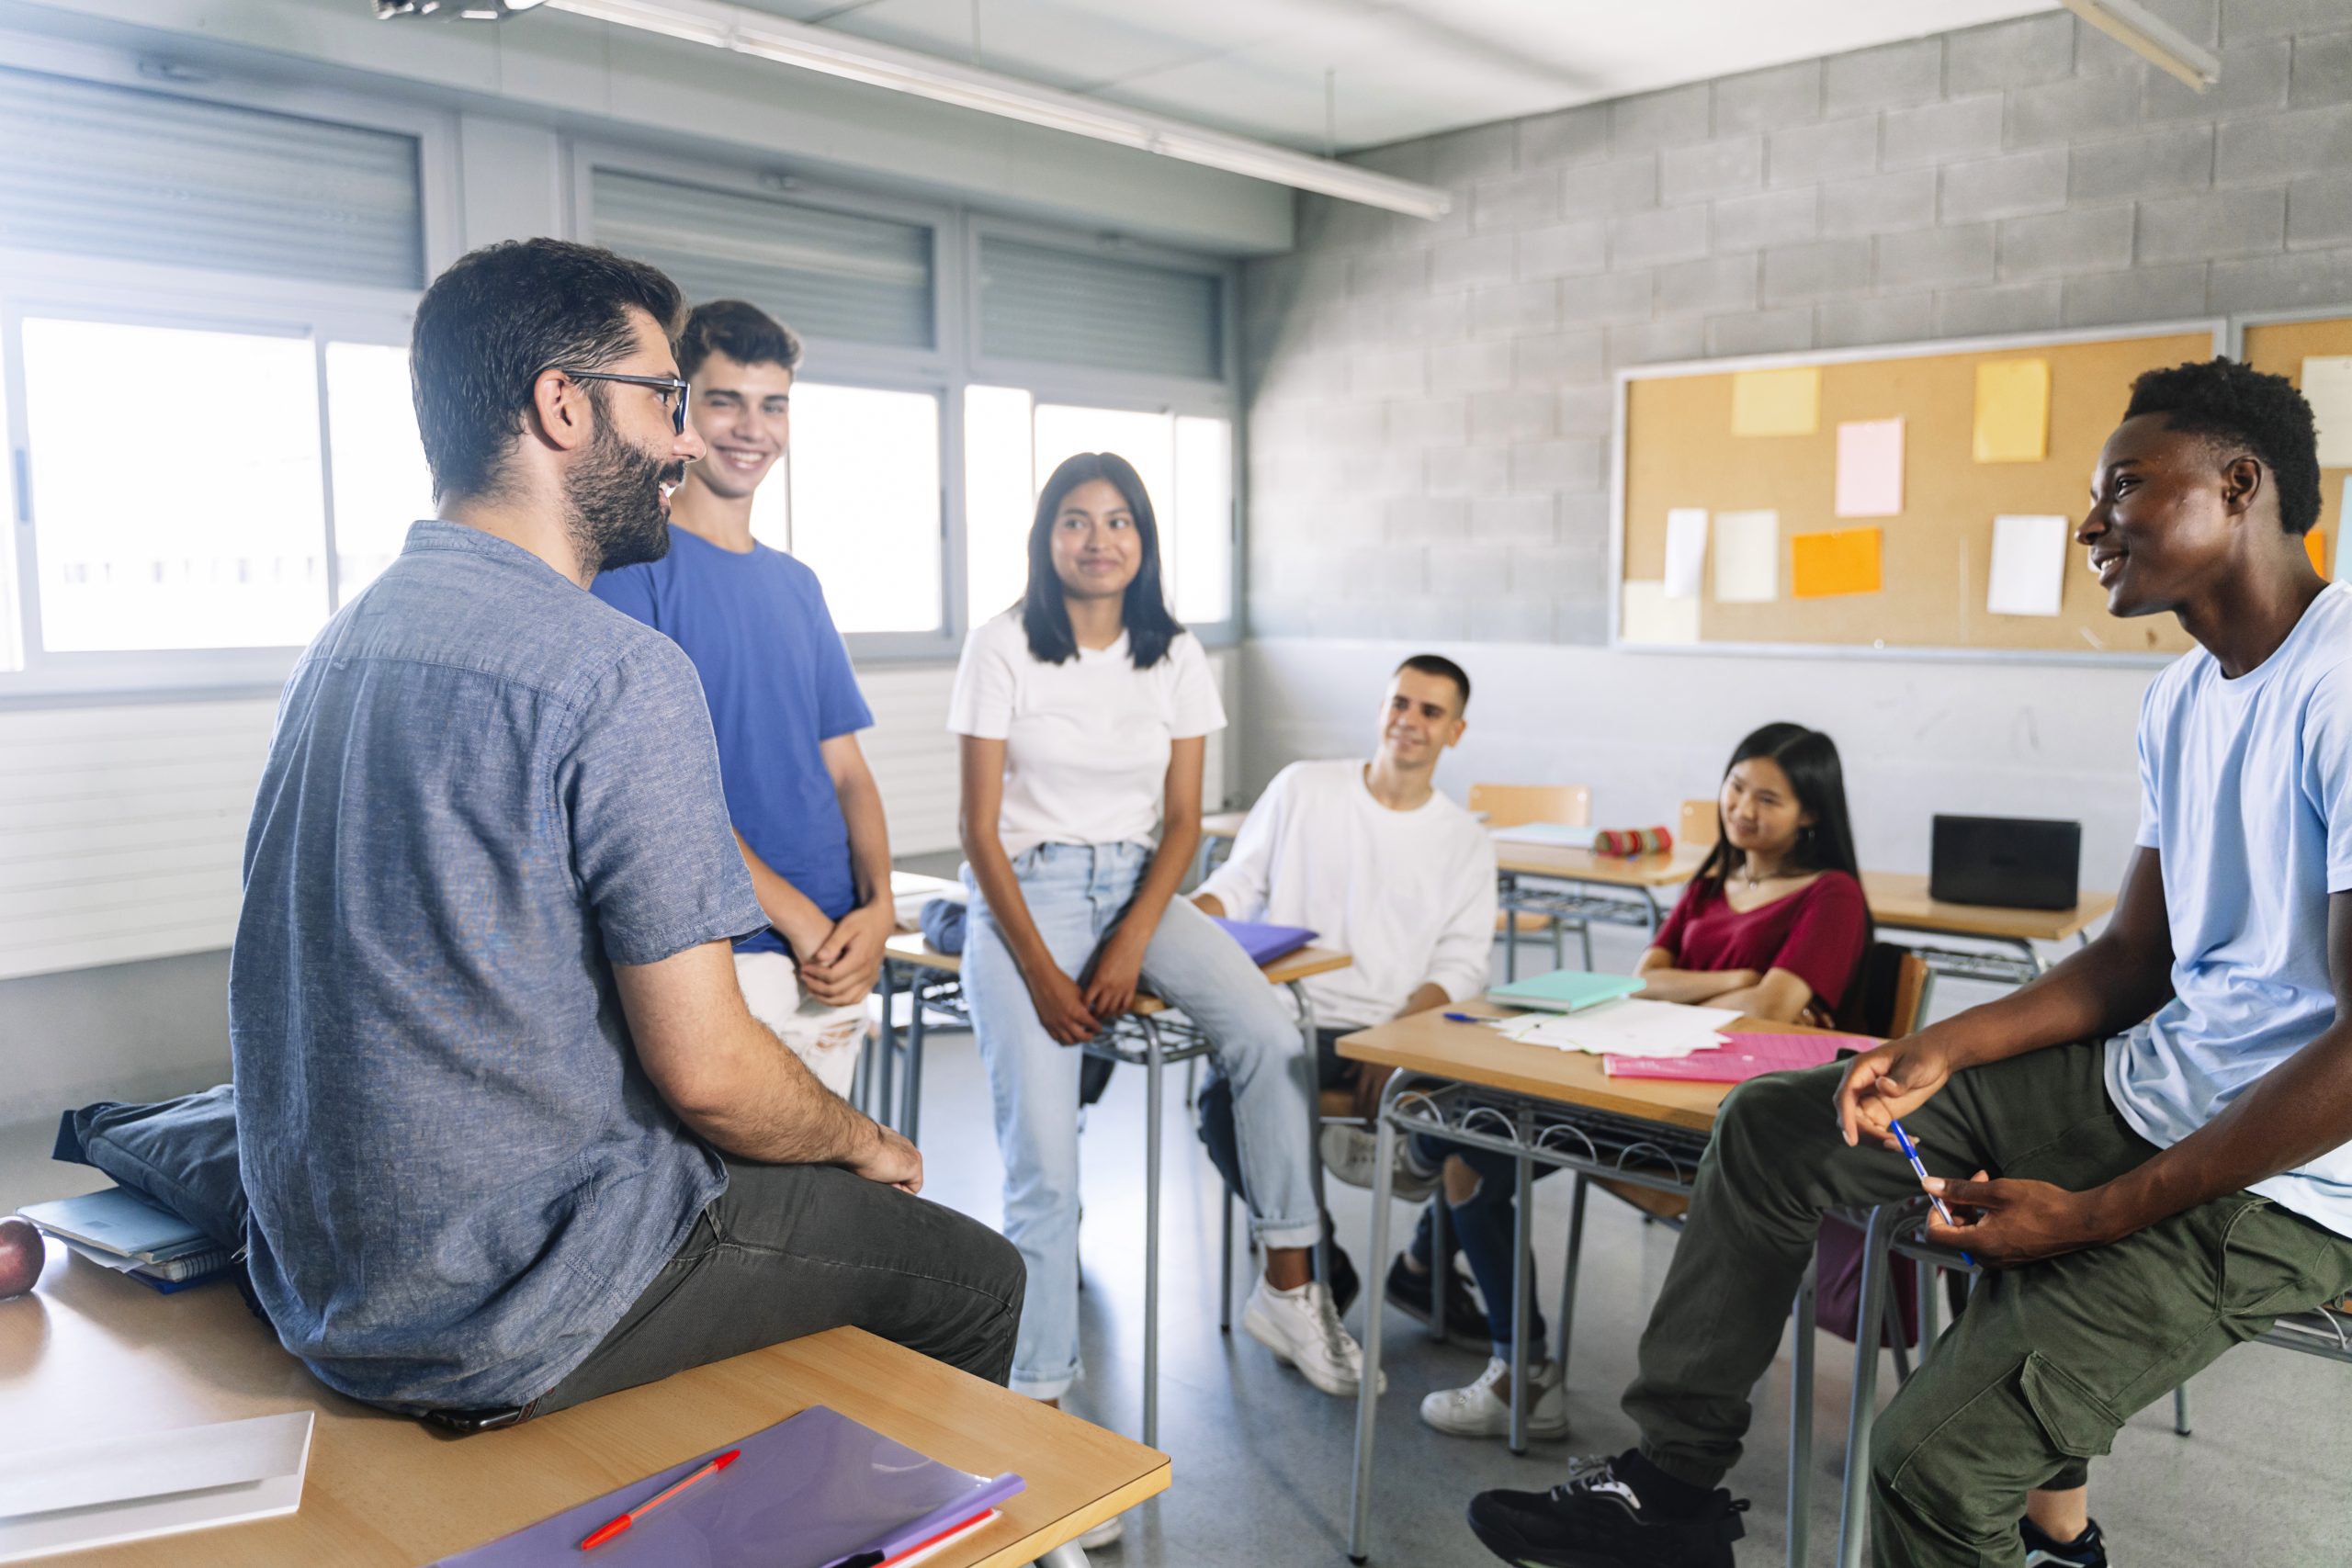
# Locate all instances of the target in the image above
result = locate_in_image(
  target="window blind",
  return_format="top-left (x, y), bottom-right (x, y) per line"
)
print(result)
top-left (978, 236), bottom-right (1222, 381)
top-left (593, 170), bottom-right (934, 351)
top-left (0, 66), bottom-right (423, 289)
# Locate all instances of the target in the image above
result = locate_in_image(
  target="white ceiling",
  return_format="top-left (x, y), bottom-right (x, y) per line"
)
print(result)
top-left (720, 0), bottom-right (2064, 152)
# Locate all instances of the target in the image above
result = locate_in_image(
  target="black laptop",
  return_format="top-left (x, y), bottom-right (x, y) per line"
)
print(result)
top-left (1928, 815), bottom-right (2082, 910)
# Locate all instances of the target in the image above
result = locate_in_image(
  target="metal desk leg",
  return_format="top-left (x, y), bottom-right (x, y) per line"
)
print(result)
top-left (1347, 1072), bottom-right (1415, 1564)
top-left (899, 972), bottom-right (928, 1143)
top-left (1640, 886), bottom-right (1663, 941)
top-left (1501, 874), bottom-right (1521, 982)
top-left (1219, 1188), bottom-right (1235, 1333)
top-left (2173, 1381), bottom-right (2192, 1436)
top-left (1508, 1116), bottom-right (1534, 1455)
top-left (1292, 983), bottom-right (1333, 1299)
top-left (876, 977), bottom-right (899, 1131)
top-left (1835, 1204), bottom-right (1903, 1568)
top-left (1557, 1175), bottom-right (1589, 1377)
top-left (1428, 1173), bottom-right (1451, 1344)
top-left (1141, 1019), bottom-right (1163, 1452)
top-left (1787, 1260), bottom-right (1816, 1568)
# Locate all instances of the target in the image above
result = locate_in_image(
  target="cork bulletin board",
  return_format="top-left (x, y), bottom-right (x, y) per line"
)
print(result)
top-left (1613, 322), bottom-right (2223, 660)
top-left (2236, 313), bottom-right (2352, 582)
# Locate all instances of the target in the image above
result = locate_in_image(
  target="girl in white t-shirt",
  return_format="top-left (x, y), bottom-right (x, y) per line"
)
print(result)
top-left (950, 452), bottom-right (1370, 1417)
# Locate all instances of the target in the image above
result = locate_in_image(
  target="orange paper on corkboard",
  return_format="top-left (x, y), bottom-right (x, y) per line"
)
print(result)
top-left (2310, 527), bottom-right (2330, 580)
top-left (1791, 527), bottom-right (1883, 598)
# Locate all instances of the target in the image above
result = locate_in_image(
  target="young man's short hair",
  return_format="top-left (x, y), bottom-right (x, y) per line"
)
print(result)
top-left (1396, 653), bottom-right (1471, 714)
top-left (410, 239), bottom-right (682, 504)
top-left (678, 299), bottom-right (804, 382)
top-left (2124, 356), bottom-right (2323, 536)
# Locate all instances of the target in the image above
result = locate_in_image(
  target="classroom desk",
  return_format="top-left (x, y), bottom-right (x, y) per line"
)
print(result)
top-left (874, 929), bottom-right (1352, 1450)
top-left (1859, 871), bottom-right (2116, 1001)
top-left (0, 1246), bottom-right (1167, 1568)
top-left (1337, 1004), bottom-right (1838, 1568)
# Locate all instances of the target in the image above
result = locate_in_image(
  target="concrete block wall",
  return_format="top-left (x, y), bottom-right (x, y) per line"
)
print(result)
top-left (1240, 2), bottom-right (2352, 646)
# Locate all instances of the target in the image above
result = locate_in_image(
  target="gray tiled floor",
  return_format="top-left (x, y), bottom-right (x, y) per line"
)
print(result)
top-left (7, 922), bottom-right (2352, 1564)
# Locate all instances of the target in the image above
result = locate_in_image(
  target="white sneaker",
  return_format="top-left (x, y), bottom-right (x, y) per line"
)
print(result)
top-left (1419, 1356), bottom-right (1569, 1439)
top-left (1241, 1276), bottom-right (1386, 1397)
top-left (1318, 1124), bottom-right (1441, 1202)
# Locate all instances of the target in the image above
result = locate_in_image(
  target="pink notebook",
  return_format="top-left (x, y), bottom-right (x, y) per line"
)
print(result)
top-left (1603, 1031), bottom-right (1868, 1082)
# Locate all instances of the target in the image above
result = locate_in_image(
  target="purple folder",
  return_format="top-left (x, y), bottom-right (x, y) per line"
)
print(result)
top-left (1210, 917), bottom-right (1317, 966)
top-left (433, 1405), bottom-right (1024, 1568)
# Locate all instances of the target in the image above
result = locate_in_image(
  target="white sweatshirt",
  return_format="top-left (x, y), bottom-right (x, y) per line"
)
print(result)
top-left (1197, 759), bottom-right (1498, 1031)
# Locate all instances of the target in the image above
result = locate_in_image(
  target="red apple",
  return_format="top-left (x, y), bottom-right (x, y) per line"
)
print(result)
top-left (0, 1216), bottom-right (41, 1299)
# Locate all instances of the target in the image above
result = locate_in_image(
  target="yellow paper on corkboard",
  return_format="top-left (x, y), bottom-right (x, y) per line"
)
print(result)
top-left (1791, 527), bottom-right (1883, 598)
top-left (1973, 359), bottom-right (2050, 463)
top-left (1730, 367), bottom-right (1820, 437)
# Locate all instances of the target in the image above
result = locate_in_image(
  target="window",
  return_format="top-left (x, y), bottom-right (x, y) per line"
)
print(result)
top-left (964, 388), bottom-right (1233, 629)
top-left (978, 236), bottom-right (1222, 381)
top-left (774, 383), bottom-right (943, 636)
top-left (324, 342), bottom-right (434, 604)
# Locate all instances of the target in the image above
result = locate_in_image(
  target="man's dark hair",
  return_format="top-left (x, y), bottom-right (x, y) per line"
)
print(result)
top-left (2123, 356), bottom-right (2323, 536)
top-left (678, 299), bottom-right (804, 382)
top-left (409, 239), bottom-right (683, 503)
top-left (1396, 653), bottom-right (1471, 714)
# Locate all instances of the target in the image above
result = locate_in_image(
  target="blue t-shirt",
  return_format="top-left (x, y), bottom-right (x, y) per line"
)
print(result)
top-left (594, 530), bottom-right (875, 956)
top-left (2110, 581), bottom-right (2352, 1238)
top-left (231, 522), bottom-right (765, 1412)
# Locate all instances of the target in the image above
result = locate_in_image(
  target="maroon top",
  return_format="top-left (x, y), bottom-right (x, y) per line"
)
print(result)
top-left (1652, 870), bottom-right (1869, 1013)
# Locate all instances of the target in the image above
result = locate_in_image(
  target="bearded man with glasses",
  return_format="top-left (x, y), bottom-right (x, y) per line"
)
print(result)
top-left (229, 238), bottom-right (1023, 1427)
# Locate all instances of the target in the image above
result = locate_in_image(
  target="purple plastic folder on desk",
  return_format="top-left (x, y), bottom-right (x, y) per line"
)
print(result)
top-left (432, 1404), bottom-right (1024, 1568)
top-left (1210, 917), bottom-right (1317, 965)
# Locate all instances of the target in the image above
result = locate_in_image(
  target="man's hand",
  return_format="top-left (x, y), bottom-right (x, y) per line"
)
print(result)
top-left (1836, 1033), bottom-right (1957, 1149)
top-left (1028, 966), bottom-right (1102, 1046)
top-left (1082, 931), bottom-right (1148, 1020)
top-left (799, 902), bottom-right (892, 1006)
top-left (1922, 1169), bottom-right (2108, 1267)
top-left (849, 1122), bottom-right (924, 1194)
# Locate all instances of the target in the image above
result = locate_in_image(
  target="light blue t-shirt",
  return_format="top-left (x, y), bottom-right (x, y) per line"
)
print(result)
top-left (231, 522), bottom-right (766, 1412)
top-left (2109, 581), bottom-right (2352, 1238)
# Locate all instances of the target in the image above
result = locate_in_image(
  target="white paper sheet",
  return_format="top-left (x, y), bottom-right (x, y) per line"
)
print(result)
top-left (1662, 509), bottom-right (1709, 599)
top-left (1834, 418), bottom-right (1905, 518)
top-left (2303, 356), bottom-right (2352, 468)
top-left (1493, 999), bottom-right (1742, 1059)
top-left (0, 1411), bottom-right (312, 1564)
top-left (1621, 581), bottom-right (1700, 645)
top-left (1713, 510), bottom-right (1779, 604)
top-left (1986, 513), bottom-right (2069, 618)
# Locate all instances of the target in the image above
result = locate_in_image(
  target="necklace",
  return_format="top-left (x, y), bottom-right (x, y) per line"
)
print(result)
top-left (1739, 858), bottom-right (1781, 890)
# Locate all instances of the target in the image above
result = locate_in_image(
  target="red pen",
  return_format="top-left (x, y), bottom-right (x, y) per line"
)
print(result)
top-left (578, 1448), bottom-right (741, 1551)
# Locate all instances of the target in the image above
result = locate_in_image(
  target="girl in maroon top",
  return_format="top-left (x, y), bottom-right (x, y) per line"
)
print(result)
top-left (1639, 722), bottom-right (1870, 1025)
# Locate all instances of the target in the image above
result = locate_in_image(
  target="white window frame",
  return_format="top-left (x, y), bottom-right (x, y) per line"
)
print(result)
top-left (964, 216), bottom-right (1241, 649)
top-left (0, 32), bottom-right (452, 705)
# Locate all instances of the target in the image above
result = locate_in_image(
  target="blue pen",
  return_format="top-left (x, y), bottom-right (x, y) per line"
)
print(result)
top-left (1443, 1011), bottom-right (1484, 1024)
top-left (1889, 1118), bottom-right (1975, 1267)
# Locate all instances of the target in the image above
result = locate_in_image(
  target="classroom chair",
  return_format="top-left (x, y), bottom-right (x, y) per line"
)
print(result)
top-left (1473, 782), bottom-right (1596, 979)
top-left (1678, 796), bottom-right (1720, 851)
top-left (1822, 1205), bottom-right (2346, 1568)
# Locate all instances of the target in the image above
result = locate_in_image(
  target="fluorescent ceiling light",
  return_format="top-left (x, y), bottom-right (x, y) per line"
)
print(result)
top-left (540, 0), bottom-right (1452, 220)
top-left (2060, 0), bottom-right (2220, 90)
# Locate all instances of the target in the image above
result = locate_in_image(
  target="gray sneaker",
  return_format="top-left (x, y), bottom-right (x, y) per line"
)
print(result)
top-left (1320, 1124), bottom-right (1441, 1201)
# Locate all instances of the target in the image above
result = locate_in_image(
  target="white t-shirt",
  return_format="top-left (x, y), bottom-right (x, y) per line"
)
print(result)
top-left (2111, 581), bottom-right (2352, 1238)
top-left (1196, 759), bottom-right (1498, 1031)
top-left (947, 611), bottom-right (1225, 859)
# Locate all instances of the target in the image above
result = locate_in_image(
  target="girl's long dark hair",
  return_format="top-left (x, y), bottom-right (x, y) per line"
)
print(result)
top-left (1693, 723), bottom-right (1864, 897)
top-left (1020, 452), bottom-right (1184, 669)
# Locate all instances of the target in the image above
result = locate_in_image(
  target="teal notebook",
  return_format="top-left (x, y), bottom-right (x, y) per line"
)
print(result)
top-left (1485, 970), bottom-right (1648, 1014)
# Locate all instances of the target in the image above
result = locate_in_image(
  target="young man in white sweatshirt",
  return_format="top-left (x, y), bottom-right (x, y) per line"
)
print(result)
top-left (1191, 653), bottom-right (1498, 1330)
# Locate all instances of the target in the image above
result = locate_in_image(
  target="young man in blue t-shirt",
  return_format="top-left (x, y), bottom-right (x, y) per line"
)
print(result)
top-left (1468, 356), bottom-right (2352, 1568)
top-left (594, 301), bottom-right (893, 1097)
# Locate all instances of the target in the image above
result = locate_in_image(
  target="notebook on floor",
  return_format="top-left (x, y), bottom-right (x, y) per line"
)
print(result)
top-left (1209, 918), bottom-right (1317, 966)
top-left (432, 1406), bottom-right (1023, 1568)
top-left (1485, 970), bottom-right (1648, 1014)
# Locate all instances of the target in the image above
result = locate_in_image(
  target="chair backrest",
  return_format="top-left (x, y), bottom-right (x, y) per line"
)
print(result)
top-left (1469, 783), bottom-right (1591, 829)
top-left (1678, 797), bottom-right (1721, 849)
top-left (1849, 942), bottom-right (1930, 1039)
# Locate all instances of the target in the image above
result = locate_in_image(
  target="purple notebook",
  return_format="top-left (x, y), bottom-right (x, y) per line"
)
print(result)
top-left (433, 1405), bottom-right (1024, 1568)
top-left (1210, 917), bottom-right (1317, 966)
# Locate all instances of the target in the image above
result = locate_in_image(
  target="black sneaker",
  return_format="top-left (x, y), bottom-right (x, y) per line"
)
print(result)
top-left (1467, 1453), bottom-right (1747, 1568)
top-left (1385, 1249), bottom-right (1492, 1342)
top-left (2022, 1517), bottom-right (2107, 1568)
top-left (1323, 1240), bottom-right (1362, 1319)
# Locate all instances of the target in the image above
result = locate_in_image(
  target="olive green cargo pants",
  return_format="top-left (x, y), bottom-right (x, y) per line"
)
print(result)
top-left (1620, 1040), bottom-right (2352, 1568)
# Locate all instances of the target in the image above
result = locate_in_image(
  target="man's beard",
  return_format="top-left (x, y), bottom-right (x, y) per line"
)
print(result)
top-left (565, 421), bottom-right (683, 577)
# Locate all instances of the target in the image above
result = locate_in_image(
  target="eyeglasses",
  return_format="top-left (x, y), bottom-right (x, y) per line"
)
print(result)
top-left (551, 368), bottom-right (692, 436)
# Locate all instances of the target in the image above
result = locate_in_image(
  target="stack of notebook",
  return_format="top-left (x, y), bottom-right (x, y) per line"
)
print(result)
top-left (17, 1187), bottom-right (235, 1293)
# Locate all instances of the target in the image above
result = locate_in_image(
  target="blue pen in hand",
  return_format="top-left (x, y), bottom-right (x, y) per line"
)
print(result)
top-left (1889, 1118), bottom-right (1975, 1268)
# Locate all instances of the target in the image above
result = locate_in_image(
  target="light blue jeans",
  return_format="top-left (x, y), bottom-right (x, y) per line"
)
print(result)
top-left (962, 841), bottom-right (1321, 1399)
